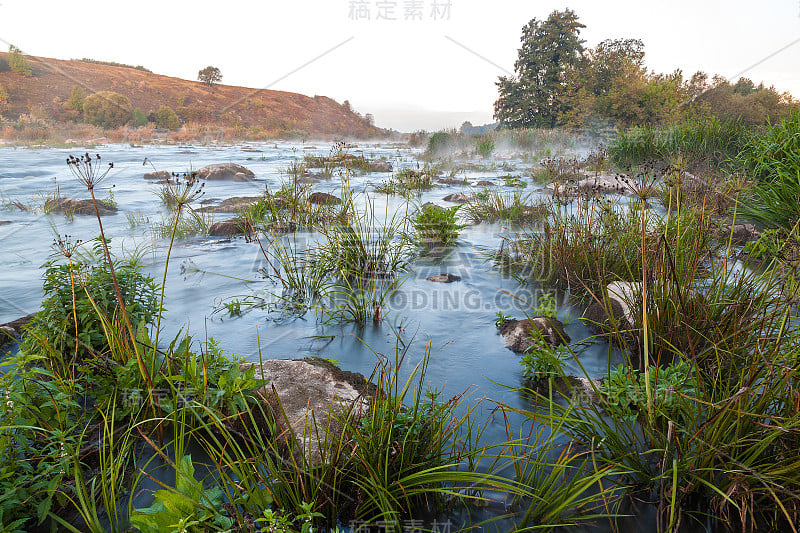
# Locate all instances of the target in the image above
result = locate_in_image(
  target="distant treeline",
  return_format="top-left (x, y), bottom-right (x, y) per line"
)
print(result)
top-left (75, 58), bottom-right (152, 73)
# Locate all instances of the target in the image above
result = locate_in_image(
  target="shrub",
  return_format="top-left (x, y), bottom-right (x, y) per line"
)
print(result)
top-left (132, 107), bottom-right (148, 127)
top-left (155, 105), bottom-right (180, 129)
top-left (8, 45), bottom-right (31, 76)
top-left (22, 247), bottom-right (158, 359)
top-left (66, 86), bottom-right (85, 112)
top-left (412, 203), bottom-right (465, 247)
top-left (83, 90), bottom-right (132, 128)
top-left (0, 84), bottom-right (8, 115)
top-left (426, 131), bottom-right (455, 157)
top-left (475, 136), bottom-right (495, 157)
top-left (519, 328), bottom-right (570, 381)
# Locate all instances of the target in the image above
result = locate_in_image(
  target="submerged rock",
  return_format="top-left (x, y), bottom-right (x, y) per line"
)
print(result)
top-left (143, 170), bottom-right (171, 180)
top-left (442, 193), bottom-right (476, 204)
top-left (475, 180), bottom-right (494, 187)
top-left (426, 273), bottom-right (461, 283)
top-left (437, 177), bottom-right (463, 185)
top-left (499, 317), bottom-right (570, 353)
top-left (208, 218), bottom-right (249, 237)
top-left (45, 198), bottom-right (117, 216)
top-left (245, 358), bottom-right (373, 461)
top-left (0, 221), bottom-right (11, 226)
top-left (308, 192), bottom-right (341, 205)
top-left (196, 163), bottom-right (256, 181)
top-left (372, 160), bottom-right (392, 173)
top-left (197, 196), bottom-right (262, 213)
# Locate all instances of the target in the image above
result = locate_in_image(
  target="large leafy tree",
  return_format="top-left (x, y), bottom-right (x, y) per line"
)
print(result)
top-left (494, 9), bottom-right (585, 128)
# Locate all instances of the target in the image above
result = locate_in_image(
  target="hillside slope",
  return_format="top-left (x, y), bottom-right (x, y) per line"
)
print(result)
top-left (0, 53), bottom-right (381, 138)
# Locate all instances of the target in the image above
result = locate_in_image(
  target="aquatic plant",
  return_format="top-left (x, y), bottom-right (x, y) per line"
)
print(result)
top-left (412, 203), bottom-right (465, 247)
top-left (461, 189), bottom-right (547, 224)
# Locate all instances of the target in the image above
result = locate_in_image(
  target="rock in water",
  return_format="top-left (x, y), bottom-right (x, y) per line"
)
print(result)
top-left (443, 193), bottom-right (476, 203)
top-left (143, 170), bottom-right (172, 180)
top-left (196, 196), bottom-right (262, 213)
top-left (196, 163), bottom-right (255, 181)
top-left (426, 273), bottom-right (461, 283)
top-left (245, 358), bottom-right (373, 461)
top-left (209, 218), bottom-right (249, 237)
top-left (582, 281), bottom-right (641, 331)
top-left (308, 192), bottom-right (342, 205)
top-left (45, 198), bottom-right (117, 216)
top-left (499, 317), bottom-right (570, 352)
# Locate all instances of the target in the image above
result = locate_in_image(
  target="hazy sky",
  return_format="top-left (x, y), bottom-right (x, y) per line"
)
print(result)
top-left (1, 0), bottom-right (798, 131)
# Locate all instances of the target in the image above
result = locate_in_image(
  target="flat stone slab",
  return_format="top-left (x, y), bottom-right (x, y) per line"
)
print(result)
top-left (426, 273), bottom-right (461, 283)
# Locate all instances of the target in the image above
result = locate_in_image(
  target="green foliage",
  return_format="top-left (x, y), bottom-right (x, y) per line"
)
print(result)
top-left (494, 9), bottom-right (585, 128)
top-left (519, 328), bottom-right (570, 380)
top-left (608, 117), bottom-right (749, 168)
top-left (22, 248), bottom-right (158, 359)
top-left (600, 361), bottom-right (699, 420)
top-left (66, 86), bottom-right (85, 112)
top-left (533, 292), bottom-right (557, 318)
top-left (155, 105), bottom-right (180, 129)
top-left (475, 136), bottom-right (495, 157)
top-left (412, 203), bottom-right (465, 247)
top-left (8, 45), bottom-right (31, 76)
top-left (255, 502), bottom-right (324, 533)
top-left (462, 189), bottom-right (547, 224)
top-left (83, 91), bottom-right (132, 128)
top-left (198, 65), bottom-right (222, 86)
top-left (132, 108), bottom-right (148, 127)
top-left (376, 166), bottom-right (438, 195)
top-left (426, 131), bottom-right (455, 157)
top-left (129, 455), bottom-right (233, 533)
top-left (0, 83), bottom-right (8, 115)
top-left (77, 58), bottom-right (151, 72)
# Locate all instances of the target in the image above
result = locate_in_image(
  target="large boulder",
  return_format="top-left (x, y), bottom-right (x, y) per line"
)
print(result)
top-left (499, 317), bottom-right (570, 353)
top-left (196, 196), bottom-right (262, 213)
top-left (308, 192), bottom-right (341, 206)
top-left (245, 358), bottom-right (373, 460)
top-left (196, 163), bottom-right (255, 181)
top-left (45, 198), bottom-right (117, 216)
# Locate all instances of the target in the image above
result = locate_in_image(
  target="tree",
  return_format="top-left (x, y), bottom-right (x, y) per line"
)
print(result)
top-left (66, 86), bottom-right (85, 112)
top-left (155, 105), bottom-right (180, 129)
top-left (494, 9), bottom-right (585, 128)
top-left (198, 66), bottom-right (222, 86)
top-left (8, 45), bottom-right (32, 76)
top-left (83, 91), bottom-right (132, 128)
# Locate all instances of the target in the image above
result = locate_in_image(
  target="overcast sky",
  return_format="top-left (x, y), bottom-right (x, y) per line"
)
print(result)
top-left (1, 0), bottom-right (798, 131)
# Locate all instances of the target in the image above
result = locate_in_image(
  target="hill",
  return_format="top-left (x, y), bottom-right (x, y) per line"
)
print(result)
top-left (0, 52), bottom-right (382, 139)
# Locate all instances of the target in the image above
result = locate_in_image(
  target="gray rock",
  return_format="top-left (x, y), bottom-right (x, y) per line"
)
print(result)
top-left (577, 174), bottom-right (635, 195)
top-left (443, 193), bottom-right (476, 204)
top-left (499, 317), bottom-right (570, 353)
top-left (196, 196), bottom-right (262, 213)
top-left (45, 198), bottom-right (117, 216)
top-left (438, 178), bottom-right (463, 185)
top-left (1, 312), bottom-right (36, 349)
top-left (308, 192), bottom-right (341, 205)
top-left (143, 170), bottom-right (172, 180)
top-left (209, 218), bottom-right (249, 237)
top-left (582, 281), bottom-right (641, 331)
top-left (196, 163), bottom-right (255, 181)
top-left (720, 223), bottom-right (758, 244)
top-left (475, 180), bottom-right (494, 187)
top-left (426, 273), bottom-right (461, 283)
top-left (245, 358), bottom-right (373, 461)
top-left (0, 221), bottom-right (11, 226)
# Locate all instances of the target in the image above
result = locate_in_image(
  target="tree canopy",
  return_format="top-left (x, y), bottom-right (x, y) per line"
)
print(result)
top-left (198, 66), bottom-right (222, 86)
top-left (494, 9), bottom-right (585, 128)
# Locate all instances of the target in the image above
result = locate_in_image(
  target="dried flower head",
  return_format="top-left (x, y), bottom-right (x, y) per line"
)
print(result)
top-left (67, 153), bottom-right (114, 191)
top-left (52, 234), bottom-right (83, 259)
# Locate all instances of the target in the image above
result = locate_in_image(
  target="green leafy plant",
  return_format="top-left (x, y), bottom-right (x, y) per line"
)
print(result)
top-left (519, 328), bottom-right (569, 380)
top-left (129, 455), bottom-right (233, 533)
top-left (412, 203), bottom-right (465, 247)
